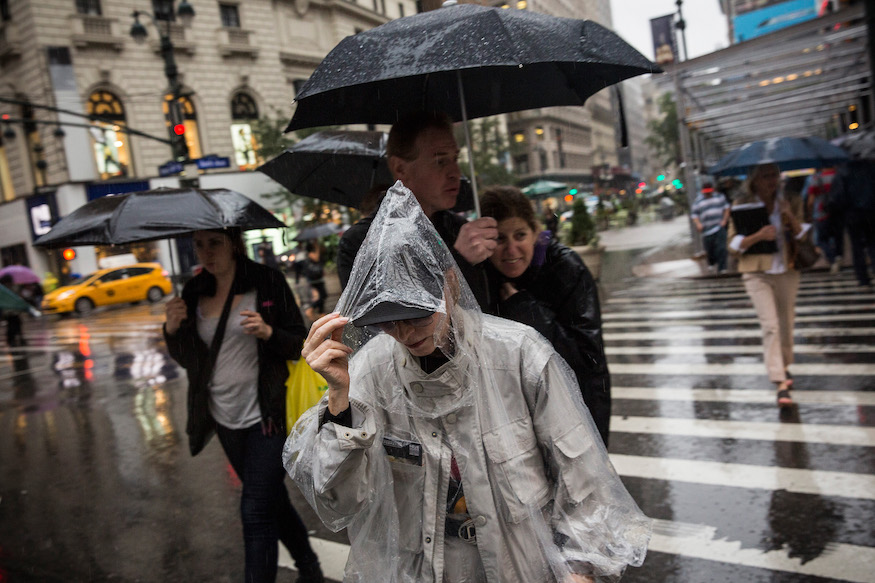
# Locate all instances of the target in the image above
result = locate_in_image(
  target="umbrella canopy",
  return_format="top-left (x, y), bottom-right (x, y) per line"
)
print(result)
top-left (521, 179), bottom-right (568, 197)
top-left (709, 136), bottom-right (850, 176)
top-left (294, 223), bottom-right (344, 242)
top-left (33, 187), bottom-right (285, 248)
top-left (0, 265), bottom-right (41, 285)
top-left (0, 284), bottom-right (40, 316)
top-left (257, 130), bottom-right (394, 208)
top-left (286, 3), bottom-right (659, 131)
top-left (834, 130), bottom-right (875, 160)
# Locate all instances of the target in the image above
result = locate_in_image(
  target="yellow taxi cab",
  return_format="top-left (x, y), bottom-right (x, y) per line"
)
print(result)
top-left (41, 263), bottom-right (172, 315)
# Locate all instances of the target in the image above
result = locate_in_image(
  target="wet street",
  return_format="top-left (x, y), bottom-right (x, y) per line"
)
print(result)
top-left (1, 266), bottom-right (874, 582)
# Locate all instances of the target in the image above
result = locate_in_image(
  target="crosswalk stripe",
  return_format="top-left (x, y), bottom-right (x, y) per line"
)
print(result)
top-left (648, 519), bottom-right (875, 583)
top-left (610, 362), bottom-right (875, 376)
top-left (604, 314), bottom-right (874, 328)
top-left (611, 416), bottom-right (875, 447)
top-left (604, 327), bottom-right (875, 340)
top-left (612, 387), bottom-right (875, 406)
top-left (607, 343), bottom-right (875, 354)
top-left (608, 454), bottom-right (875, 500)
top-left (603, 303), bottom-right (875, 319)
top-left (279, 537), bottom-right (349, 581)
top-left (607, 292), bottom-right (875, 304)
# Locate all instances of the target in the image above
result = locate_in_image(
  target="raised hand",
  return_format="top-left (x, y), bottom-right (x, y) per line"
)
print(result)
top-left (454, 217), bottom-right (498, 264)
top-left (302, 312), bottom-right (353, 415)
top-left (164, 297), bottom-right (187, 335)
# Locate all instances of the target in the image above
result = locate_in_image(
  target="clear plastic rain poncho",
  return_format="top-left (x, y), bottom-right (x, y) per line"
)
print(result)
top-left (283, 182), bottom-right (651, 583)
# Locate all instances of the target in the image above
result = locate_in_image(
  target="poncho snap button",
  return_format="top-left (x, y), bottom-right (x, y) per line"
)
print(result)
top-left (445, 413), bottom-right (457, 424)
top-left (411, 382), bottom-right (424, 394)
top-left (425, 536), bottom-right (432, 544)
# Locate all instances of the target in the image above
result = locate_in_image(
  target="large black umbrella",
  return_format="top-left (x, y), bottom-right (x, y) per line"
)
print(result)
top-left (33, 187), bottom-right (285, 248)
top-left (257, 130), bottom-right (393, 208)
top-left (709, 136), bottom-right (850, 176)
top-left (286, 2), bottom-right (658, 212)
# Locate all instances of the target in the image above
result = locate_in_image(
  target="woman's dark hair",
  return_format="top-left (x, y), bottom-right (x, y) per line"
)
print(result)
top-left (386, 110), bottom-right (454, 161)
top-left (479, 186), bottom-right (540, 232)
top-left (205, 227), bottom-right (246, 257)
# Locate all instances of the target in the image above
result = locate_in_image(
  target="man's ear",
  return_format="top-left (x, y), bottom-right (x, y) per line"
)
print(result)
top-left (388, 155), bottom-right (407, 181)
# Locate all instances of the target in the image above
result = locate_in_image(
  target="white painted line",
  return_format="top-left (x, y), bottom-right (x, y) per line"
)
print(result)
top-left (609, 454), bottom-right (875, 500)
top-left (604, 314), bottom-right (874, 328)
top-left (603, 304), bottom-right (875, 319)
top-left (612, 387), bottom-right (875, 406)
top-left (604, 327), bottom-right (875, 340)
top-left (607, 343), bottom-right (875, 354)
top-left (648, 518), bottom-right (875, 583)
top-left (611, 416), bottom-right (875, 447)
top-left (607, 292), bottom-right (875, 304)
top-left (279, 535), bottom-right (349, 581)
top-left (609, 362), bottom-right (875, 376)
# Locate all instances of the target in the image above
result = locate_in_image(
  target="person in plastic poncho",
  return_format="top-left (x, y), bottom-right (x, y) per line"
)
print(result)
top-left (283, 183), bottom-right (651, 583)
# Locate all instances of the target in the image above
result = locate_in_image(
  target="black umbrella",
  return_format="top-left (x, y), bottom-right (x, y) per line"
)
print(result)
top-left (33, 187), bottom-right (285, 248)
top-left (33, 187), bottom-right (286, 292)
top-left (285, 2), bottom-right (659, 212)
top-left (257, 130), bottom-right (394, 208)
top-left (294, 223), bottom-right (344, 242)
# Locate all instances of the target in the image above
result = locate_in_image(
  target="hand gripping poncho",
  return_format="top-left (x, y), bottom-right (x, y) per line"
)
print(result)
top-left (283, 182), bottom-right (651, 582)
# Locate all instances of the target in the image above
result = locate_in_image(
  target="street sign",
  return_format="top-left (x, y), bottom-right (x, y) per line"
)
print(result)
top-left (159, 161), bottom-right (184, 176)
top-left (196, 155), bottom-right (230, 170)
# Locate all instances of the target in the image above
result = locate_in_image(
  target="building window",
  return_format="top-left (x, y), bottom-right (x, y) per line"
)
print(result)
top-left (76, 0), bottom-right (102, 15)
top-left (163, 94), bottom-right (202, 160)
top-left (513, 132), bottom-right (525, 144)
top-left (398, 3), bottom-right (404, 17)
top-left (230, 93), bottom-right (259, 170)
top-left (535, 126), bottom-right (545, 141)
top-left (513, 154), bottom-right (529, 175)
top-left (292, 79), bottom-right (308, 99)
top-left (220, 3), bottom-right (240, 28)
top-left (86, 91), bottom-right (132, 179)
top-left (0, 0), bottom-right (10, 22)
top-left (0, 133), bottom-right (13, 201)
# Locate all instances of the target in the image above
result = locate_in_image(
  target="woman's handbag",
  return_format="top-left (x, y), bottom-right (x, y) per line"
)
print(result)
top-left (285, 358), bottom-right (329, 432)
top-left (791, 232), bottom-right (820, 270)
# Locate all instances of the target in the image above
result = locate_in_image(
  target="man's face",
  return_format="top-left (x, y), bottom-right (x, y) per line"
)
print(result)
top-left (390, 127), bottom-right (461, 218)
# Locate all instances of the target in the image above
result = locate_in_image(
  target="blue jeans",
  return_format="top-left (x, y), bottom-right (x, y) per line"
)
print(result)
top-left (217, 423), bottom-right (318, 583)
top-left (703, 227), bottom-right (728, 271)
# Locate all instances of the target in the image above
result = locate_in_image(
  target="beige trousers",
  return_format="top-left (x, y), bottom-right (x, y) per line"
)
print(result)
top-left (742, 270), bottom-right (801, 383)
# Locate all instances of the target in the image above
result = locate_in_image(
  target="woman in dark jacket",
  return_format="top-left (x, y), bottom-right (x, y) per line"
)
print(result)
top-left (480, 187), bottom-right (612, 445)
top-left (164, 228), bottom-right (323, 583)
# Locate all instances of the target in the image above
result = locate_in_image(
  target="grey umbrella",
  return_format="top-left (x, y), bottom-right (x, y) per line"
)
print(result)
top-left (285, 2), bottom-right (659, 213)
top-left (709, 136), bottom-right (850, 176)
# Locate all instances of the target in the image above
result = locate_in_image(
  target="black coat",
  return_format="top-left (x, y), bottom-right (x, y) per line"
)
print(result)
top-left (488, 239), bottom-right (611, 444)
top-left (337, 209), bottom-right (491, 310)
top-left (164, 258), bottom-right (306, 455)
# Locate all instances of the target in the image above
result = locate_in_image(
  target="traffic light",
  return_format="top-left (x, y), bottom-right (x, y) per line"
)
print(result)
top-left (657, 174), bottom-right (665, 181)
top-left (569, 188), bottom-right (578, 195)
top-left (62, 248), bottom-right (76, 261)
top-left (672, 179), bottom-right (683, 189)
top-left (167, 99), bottom-right (189, 162)
top-left (564, 194), bottom-right (574, 203)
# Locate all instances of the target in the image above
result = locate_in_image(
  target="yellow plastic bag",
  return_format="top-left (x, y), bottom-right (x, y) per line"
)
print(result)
top-left (286, 359), bottom-right (329, 432)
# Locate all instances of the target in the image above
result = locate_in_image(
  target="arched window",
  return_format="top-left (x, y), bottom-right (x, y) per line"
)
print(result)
top-left (0, 132), bottom-right (13, 201)
top-left (86, 90), bottom-right (132, 179)
top-left (163, 94), bottom-right (202, 160)
top-left (230, 92), bottom-right (259, 170)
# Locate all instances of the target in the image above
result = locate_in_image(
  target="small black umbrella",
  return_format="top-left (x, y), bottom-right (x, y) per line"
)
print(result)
top-left (33, 187), bottom-right (285, 248)
top-left (294, 223), bottom-right (344, 242)
top-left (257, 130), bottom-right (394, 208)
top-left (33, 187), bottom-right (286, 291)
top-left (286, 2), bottom-right (659, 213)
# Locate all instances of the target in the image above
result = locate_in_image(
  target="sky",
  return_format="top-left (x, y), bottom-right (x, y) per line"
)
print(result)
top-left (608, 0), bottom-right (730, 61)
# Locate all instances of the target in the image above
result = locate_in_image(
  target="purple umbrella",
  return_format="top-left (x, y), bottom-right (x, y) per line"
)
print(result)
top-left (0, 265), bottom-right (41, 285)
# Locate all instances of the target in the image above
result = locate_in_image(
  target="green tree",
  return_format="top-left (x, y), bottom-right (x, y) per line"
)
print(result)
top-left (455, 117), bottom-right (520, 188)
top-left (569, 198), bottom-right (596, 246)
top-left (645, 92), bottom-right (680, 168)
top-left (250, 111), bottom-right (296, 162)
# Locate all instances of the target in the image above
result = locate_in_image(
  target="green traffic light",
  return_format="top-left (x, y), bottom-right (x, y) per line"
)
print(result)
top-left (569, 188), bottom-right (578, 195)
top-left (657, 174), bottom-right (665, 181)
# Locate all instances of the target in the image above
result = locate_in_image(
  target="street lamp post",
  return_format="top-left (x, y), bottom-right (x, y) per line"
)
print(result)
top-left (130, 1), bottom-right (195, 162)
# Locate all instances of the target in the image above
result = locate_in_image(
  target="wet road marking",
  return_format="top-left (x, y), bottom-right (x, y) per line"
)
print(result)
top-left (609, 454), bottom-right (875, 500)
top-left (607, 343), bottom-right (875, 354)
top-left (605, 328), bottom-right (875, 340)
top-left (608, 291), bottom-right (875, 304)
top-left (612, 387), bottom-right (875, 406)
top-left (611, 416), bottom-right (875, 447)
top-left (610, 362), bottom-right (875, 375)
top-left (605, 314), bottom-right (875, 328)
top-left (604, 303), bottom-right (875, 319)
top-left (278, 537), bottom-right (348, 581)
top-left (648, 518), bottom-right (875, 583)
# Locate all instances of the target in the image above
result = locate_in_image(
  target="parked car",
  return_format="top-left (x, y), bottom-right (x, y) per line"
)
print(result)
top-left (41, 263), bottom-right (172, 315)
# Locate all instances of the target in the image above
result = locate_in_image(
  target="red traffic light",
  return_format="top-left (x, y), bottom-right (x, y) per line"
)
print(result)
top-left (564, 194), bottom-right (574, 203)
top-left (173, 123), bottom-right (186, 136)
top-left (62, 248), bottom-right (76, 261)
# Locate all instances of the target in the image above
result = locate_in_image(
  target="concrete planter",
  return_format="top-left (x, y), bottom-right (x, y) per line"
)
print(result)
top-left (571, 243), bottom-right (605, 280)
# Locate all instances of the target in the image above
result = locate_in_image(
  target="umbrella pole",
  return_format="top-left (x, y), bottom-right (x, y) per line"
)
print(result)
top-left (169, 239), bottom-right (180, 296)
top-left (456, 71), bottom-right (481, 217)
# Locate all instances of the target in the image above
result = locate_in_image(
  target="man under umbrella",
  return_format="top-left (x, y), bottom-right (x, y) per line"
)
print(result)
top-left (336, 111), bottom-right (497, 308)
